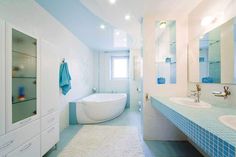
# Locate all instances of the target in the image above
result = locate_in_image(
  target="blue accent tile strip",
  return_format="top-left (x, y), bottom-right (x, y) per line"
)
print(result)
top-left (151, 97), bottom-right (236, 157)
top-left (69, 102), bottom-right (78, 125)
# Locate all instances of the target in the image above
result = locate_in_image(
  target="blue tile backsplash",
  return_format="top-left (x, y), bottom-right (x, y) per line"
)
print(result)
top-left (151, 97), bottom-right (236, 157)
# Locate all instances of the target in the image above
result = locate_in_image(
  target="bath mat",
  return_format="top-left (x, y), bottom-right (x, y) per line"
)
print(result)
top-left (58, 125), bottom-right (145, 157)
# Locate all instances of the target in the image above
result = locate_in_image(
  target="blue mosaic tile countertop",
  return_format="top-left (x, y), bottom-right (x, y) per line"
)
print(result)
top-left (151, 96), bottom-right (236, 157)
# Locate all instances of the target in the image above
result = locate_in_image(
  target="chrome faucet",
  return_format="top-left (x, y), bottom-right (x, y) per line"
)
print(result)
top-left (212, 86), bottom-right (231, 99)
top-left (190, 84), bottom-right (201, 103)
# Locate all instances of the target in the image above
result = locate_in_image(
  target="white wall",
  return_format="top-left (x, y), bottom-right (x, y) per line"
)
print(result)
top-left (94, 51), bottom-right (130, 106)
top-left (129, 49), bottom-right (143, 110)
top-left (188, 0), bottom-right (236, 108)
top-left (0, 0), bottom-right (95, 131)
top-left (142, 14), bottom-right (188, 140)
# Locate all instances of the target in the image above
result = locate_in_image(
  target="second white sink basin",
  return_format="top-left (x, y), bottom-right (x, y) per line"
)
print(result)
top-left (219, 115), bottom-right (236, 131)
top-left (170, 97), bottom-right (212, 108)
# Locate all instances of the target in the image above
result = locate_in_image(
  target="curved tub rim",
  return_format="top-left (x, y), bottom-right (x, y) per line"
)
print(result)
top-left (79, 93), bottom-right (127, 104)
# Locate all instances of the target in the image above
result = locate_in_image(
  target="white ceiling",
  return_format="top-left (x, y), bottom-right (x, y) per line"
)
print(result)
top-left (81, 0), bottom-right (202, 48)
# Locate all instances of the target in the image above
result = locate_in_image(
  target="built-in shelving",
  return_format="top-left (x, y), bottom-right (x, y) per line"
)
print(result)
top-left (13, 98), bottom-right (36, 104)
top-left (13, 50), bottom-right (36, 58)
top-left (7, 28), bottom-right (38, 129)
top-left (13, 77), bottom-right (36, 79)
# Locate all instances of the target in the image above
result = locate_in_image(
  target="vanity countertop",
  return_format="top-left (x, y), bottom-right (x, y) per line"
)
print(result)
top-left (151, 96), bottom-right (236, 147)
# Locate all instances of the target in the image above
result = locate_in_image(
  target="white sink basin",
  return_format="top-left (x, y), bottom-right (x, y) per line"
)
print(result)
top-left (219, 115), bottom-right (236, 131)
top-left (170, 97), bottom-right (211, 108)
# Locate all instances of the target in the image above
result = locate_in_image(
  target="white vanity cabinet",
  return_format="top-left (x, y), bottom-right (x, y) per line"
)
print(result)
top-left (6, 135), bottom-right (40, 157)
top-left (0, 19), bottom-right (5, 136)
top-left (40, 40), bottom-right (60, 156)
top-left (5, 24), bottom-right (40, 132)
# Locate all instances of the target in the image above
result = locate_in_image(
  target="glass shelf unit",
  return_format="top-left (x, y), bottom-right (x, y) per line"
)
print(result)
top-left (13, 98), bottom-right (37, 104)
top-left (11, 28), bottom-right (37, 124)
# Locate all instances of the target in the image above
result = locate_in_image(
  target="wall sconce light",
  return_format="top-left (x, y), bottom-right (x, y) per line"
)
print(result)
top-left (159, 21), bottom-right (167, 29)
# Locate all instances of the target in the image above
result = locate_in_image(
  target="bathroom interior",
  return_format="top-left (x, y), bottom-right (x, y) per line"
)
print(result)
top-left (0, 0), bottom-right (236, 157)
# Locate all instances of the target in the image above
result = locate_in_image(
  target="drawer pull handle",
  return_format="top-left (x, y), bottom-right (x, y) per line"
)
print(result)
top-left (20, 143), bottom-right (32, 152)
top-left (0, 140), bottom-right (14, 150)
top-left (20, 118), bottom-right (32, 125)
top-left (48, 127), bottom-right (55, 133)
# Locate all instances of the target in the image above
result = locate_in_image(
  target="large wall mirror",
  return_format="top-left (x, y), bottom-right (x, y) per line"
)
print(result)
top-left (156, 20), bottom-right (176, 85)
top-left (189, 17), bottom-right (236, 84)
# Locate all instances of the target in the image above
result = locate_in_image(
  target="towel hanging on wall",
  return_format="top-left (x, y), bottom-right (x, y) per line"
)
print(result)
top-left (59, 60), bottom-right (71, 95)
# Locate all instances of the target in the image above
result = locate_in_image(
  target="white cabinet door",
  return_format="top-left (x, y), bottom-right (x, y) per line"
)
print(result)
top-left (41, 123), bottom-right (59, 156)
top-left (41, 40), bottom-right (59, 117)
top-left (0, 19), bottom-right (5, 136)
top-left (5, 24), bottom-right (40, 132)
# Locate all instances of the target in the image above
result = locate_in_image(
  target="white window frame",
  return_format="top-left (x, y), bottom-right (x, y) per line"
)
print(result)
top-left (110, 56), bottom-right (129, 80)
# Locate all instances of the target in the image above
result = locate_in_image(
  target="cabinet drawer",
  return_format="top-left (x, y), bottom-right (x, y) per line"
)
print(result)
top-left (6, 135), bottom-right (40, 157)
top-left (41, 123), bottom-right (59, 156)
top-left (42, 107), bottom-right (57, 117)
top-left (41, 112), bottom-right (58, 131)
top-left (0, 120), bottom-right (40, 156)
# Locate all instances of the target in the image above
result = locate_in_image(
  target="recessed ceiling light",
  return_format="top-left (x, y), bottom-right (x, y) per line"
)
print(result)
top-left (125, 14), bottom-right (131, 21)
top-left (100, 24), bottom-right (106, 30)
top-left (109, 0), bottom-right (116, 5)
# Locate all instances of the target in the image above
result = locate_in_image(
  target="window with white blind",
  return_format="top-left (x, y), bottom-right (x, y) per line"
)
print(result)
top-left (111, 56), bottom-right (129, 79)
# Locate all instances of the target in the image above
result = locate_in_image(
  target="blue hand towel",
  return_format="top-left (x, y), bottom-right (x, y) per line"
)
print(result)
top-left (202, 77), bottom-right (213, 83)
top-left (157, 77), bottom-right (166, 84)
top-left (59, 62), bottom-right (71, 95)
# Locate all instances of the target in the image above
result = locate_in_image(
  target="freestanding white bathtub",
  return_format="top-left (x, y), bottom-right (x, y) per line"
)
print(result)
top-left (76, 93), bottom-right (127, 124)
